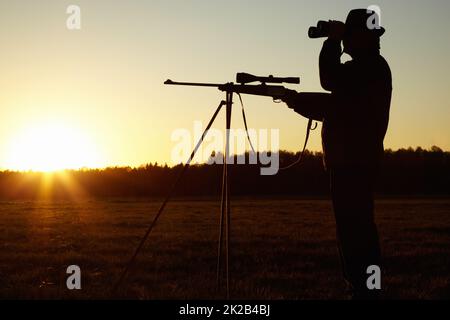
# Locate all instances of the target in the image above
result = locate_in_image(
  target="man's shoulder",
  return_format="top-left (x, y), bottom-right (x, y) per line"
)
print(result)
top-left (356, 54), bottom-right (392, 80)
top-left (377, 54), bottom-right (391, 69)
top-left (375, 55), bottom-right (392, 83)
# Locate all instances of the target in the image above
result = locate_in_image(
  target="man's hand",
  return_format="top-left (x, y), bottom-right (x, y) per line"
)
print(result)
top-left (328, 20), bottom-right (346, 41)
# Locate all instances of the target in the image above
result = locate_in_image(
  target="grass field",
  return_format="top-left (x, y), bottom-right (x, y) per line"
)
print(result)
top-left (0, 197), bottom-right (449, 300)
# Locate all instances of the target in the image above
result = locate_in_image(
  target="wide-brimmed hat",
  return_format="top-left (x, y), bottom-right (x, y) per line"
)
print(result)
top-left (345, 9), bottom-right (385, 37)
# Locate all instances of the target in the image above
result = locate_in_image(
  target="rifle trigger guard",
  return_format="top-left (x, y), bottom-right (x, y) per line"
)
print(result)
top-left (273, 98), bottom-right (282, 103)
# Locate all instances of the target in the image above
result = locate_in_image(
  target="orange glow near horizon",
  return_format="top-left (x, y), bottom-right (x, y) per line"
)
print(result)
top-left (1, 1), bottom-right (450, 171)
top-left (7, 170), bottom-right (88, 200)
top-left (4, 122), bottom-right (105, 172)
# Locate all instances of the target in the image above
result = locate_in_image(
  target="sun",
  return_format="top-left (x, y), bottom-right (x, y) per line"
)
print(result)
top-left (4, 122), bottom-right (104, 172)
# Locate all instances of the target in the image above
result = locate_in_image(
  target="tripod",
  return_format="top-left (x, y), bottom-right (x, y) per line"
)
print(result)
top-left (113, 89), bottom-right (236, 298)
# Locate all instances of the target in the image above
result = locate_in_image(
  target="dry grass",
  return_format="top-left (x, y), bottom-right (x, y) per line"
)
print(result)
top-left (0, 197), bottom-right (449, 299)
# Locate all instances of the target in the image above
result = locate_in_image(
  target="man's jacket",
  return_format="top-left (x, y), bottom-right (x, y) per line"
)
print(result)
top-left (291, 39), bottom-right (392, 170)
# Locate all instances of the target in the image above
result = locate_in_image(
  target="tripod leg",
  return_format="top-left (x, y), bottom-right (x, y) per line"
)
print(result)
top-left (112, 100), bottom-right (226, 294)
top-left (225, 91), bottom-right (233, 299)
top-left (217, 146), bottom-right (226, 289)
top-left (217, 91), bottom-right (233, 298)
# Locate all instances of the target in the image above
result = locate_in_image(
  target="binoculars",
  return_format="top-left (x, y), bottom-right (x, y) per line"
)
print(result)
top-left (308, 20), bottom-right (331, 39)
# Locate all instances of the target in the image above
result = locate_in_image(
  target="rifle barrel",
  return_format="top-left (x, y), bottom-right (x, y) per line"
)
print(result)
top-left (164, 79), bottom-right (222, 88)
top-left (164, 79), bottom-right (288, 98)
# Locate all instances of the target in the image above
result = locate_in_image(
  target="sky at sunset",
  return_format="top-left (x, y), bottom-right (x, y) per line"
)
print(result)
top-left (0, 0), bottom-right (449, 170)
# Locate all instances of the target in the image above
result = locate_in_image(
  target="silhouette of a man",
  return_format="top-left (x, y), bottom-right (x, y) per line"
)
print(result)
top-left (282, 9), bottom-right (392, 299)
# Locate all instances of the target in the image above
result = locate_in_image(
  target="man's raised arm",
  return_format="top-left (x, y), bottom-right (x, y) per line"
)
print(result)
top-left (319, 39), bottom-right (343, 91)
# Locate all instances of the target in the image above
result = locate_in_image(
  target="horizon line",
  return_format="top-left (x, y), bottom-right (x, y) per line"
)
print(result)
top-left (0, 145), bottom-right (447, 174)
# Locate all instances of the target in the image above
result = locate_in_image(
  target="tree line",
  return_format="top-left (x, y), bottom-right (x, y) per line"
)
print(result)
top-left (0, 147), bottom-right (449, 199)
